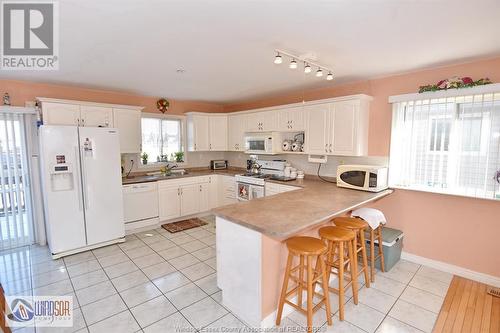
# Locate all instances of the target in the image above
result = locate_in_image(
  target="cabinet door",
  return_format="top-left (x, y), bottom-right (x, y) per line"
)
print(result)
top-left (80, 106), bottom-right (113, 127)
top-left (42, 102), bottom-right (80, 126)
top-left (180, 184), bottom-right (199, 216)
top-left (305, 104), bottom-right (330, 154)
top-left (228, 114), bottom-right (246, 151)
top-left (209, 116), bottom-right (228, 151)
top-left (198, 183), bottom-right (210, 212)
top-left (158, 186), bottom-right (181, 221)
top-left (113, 108), bottom-right (142, 153)
top-left (208, 176), bottom-right (218, 209)
top-left (260, 111), bottom-right (277, 131)
top-left (192, 115), bottom-right (210, 151)
top-left (289, 107), bottom-right (305, 131)
top-left (245, 113), bottom-right (261, 132)
top-left (279, 107), bottom-right (304, 131)
top-left (331, 101), bottom-right (357, 156)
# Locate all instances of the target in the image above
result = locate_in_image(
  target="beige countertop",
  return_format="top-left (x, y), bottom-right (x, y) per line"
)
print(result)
top-left (212, 177), bottom-right (393, 240)
top-left (121, 168), bottom-right (242, 185)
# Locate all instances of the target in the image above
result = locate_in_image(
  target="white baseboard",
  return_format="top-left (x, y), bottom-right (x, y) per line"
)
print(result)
top-left (401, 251), bottom-right (500, 288)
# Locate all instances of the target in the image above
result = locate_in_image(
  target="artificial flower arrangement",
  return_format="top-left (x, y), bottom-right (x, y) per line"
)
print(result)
top-left (418, 76), bottom-right (492, 93)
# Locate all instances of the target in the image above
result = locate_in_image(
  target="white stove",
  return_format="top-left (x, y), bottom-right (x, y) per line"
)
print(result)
top-left (235, 160), bottom-right (287, 201)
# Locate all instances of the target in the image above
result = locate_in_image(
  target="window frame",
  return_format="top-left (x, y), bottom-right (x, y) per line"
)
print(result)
top-left (138, 113), bottom-right (187, 170)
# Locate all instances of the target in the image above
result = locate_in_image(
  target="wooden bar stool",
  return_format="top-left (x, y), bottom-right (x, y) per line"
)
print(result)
top-left (276, 236), bottom-right (332, 331)
top-left (367, 224), bottom-right (386, 282)
top-left (332, 217), bottom-right (370, 288)
top-left (318, 226), bottom-right (359, 321)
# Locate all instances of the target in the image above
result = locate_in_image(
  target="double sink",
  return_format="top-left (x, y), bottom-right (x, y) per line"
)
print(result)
top-left (122, 170), bottom-right (189, 184)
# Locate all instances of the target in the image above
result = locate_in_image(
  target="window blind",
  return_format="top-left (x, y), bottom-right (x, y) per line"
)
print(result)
top-left (389, 92), bottom-right (500, 200)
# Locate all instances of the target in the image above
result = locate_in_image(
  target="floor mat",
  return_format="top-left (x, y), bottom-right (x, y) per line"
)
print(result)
top-left (161, 218), bottom-right (208, 233)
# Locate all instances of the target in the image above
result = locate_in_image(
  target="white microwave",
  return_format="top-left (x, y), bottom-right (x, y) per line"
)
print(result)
top-left (245, 132), bottom-right (280, 154)
top-left (336, 165), bottom-right (388, 192)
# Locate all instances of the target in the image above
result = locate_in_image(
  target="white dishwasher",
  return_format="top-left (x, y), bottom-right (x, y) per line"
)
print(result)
top-left (122, 182), bottom-right (159, 230)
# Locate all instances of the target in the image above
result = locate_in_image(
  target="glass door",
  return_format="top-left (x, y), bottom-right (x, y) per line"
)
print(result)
top-left (0, 113), bottom-right (34, 250)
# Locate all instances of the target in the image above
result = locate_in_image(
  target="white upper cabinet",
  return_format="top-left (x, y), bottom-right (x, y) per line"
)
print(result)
top-left (187, 114), bottom-right (209, 151)
top-left (228, 114), bottom-right (247, 151)
top-left (41, 102), bottom-right (80, 126)
top-left (208, 115), bottom-right (228, 151)
top-left (305, 96), bottom-right (370, 156)
top-left (246, 111), bottom-right (277, 132)
top-left (113, 108), bottom-right (142, 153)
top-left (80, 105), bottom-right (113, 127)
top-left (38, 98), bottom-right (143, 153)
top-left (187, 113), bottom-right (227, 151)
top-left (305, 103), bottom-right (331, 154)
top-left (278, 106), bottom-right (305, 131)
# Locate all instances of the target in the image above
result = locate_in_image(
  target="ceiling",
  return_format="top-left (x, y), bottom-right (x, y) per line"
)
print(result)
top-left (3, 0), bottom-right (500, 104)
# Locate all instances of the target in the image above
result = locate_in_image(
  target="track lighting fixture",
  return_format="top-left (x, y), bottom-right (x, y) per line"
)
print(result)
top-left (274, 52), bottom-right (282, 64)
top-left (273, 49), bottom-right (334, 81)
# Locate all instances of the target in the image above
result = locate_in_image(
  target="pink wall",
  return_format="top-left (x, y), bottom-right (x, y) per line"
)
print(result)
top-left (0, 79), bottom-right (224, 115)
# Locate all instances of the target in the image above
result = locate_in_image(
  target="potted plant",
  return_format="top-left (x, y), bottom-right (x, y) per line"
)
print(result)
top-left (175, 151), bottom-right (184, 163)
top-left (141, 152), bottom-right (148, 165)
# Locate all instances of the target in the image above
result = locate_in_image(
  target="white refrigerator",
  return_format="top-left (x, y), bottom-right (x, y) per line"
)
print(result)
top-left (39, 125), bottom-right (125, 258)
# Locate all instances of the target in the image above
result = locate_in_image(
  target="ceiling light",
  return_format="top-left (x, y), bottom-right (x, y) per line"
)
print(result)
top-left (304, 63), bottom-right (311, 74)
top-left (289, 59), bottom-right (297, 69)
top-left (316, 68), bottom-right (323, 77)
top-left (326, 72), bottom-right (333, 81)
top-left (274, 53), bottom-right (283, 64)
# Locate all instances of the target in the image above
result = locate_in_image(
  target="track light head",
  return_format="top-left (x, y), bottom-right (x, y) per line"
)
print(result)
top-left (274, 53), bottom-right (283, 64)
top-left (289, 59), bottom-right (297, 69)
top-left (304, 63), bottom-right (312, 74)
top-left (326, 72), bottom-right (333, 81)
top-left (316, 68), bottom-right (323, 77)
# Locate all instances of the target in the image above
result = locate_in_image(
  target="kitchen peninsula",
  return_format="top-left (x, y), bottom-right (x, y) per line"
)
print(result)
top-left (212, 178), bottom-right (392, 327)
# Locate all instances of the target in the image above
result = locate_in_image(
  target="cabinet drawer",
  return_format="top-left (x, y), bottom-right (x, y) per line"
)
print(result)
top-left (158, 176), bottom-right (209, 189)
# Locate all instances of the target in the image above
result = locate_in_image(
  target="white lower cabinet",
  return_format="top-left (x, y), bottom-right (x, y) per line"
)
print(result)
top-left (208, 176), bottom-right (219, 209)
top-left (158, 176), bottom-right (216, 222)
top-left (158, 185), bottom-right (181, 221)
top-left (180, 184), bottom-right (200, 216)
top-left (219, 175), bottom-right (237, 205)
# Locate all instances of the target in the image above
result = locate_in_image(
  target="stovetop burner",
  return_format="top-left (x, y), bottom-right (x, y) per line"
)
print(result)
top-left (240, 173), bottom-right (271, 179)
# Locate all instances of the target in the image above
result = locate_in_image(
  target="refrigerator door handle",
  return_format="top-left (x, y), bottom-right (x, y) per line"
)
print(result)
top-left (75, 147), bottom-right (83, 211)
top-left (80, 147), bottom-right (90, 210)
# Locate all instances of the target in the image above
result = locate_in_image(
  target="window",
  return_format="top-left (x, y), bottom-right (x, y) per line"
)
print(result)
top-left (429, 117), bottom-right (451, 152)
top-left (389, 92), bottom-right (500, 200)
top-left (141, 117), bottom-right (183, 164)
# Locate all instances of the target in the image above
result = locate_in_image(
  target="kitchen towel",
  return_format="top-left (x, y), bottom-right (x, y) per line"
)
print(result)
top-left (351, 207), bottom-right (387, 230)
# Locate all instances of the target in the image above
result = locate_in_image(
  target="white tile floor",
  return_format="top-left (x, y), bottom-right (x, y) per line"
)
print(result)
top-left (0, 215), bottom-right (453, 333)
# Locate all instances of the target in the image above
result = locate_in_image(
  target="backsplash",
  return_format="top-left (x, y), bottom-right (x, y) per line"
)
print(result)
top-left (122, 151), bottom-right (388, 177)
top-left (121, 151), bottom-right (226, 174)
top-left (224, 152), bottom-right (388, 177)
